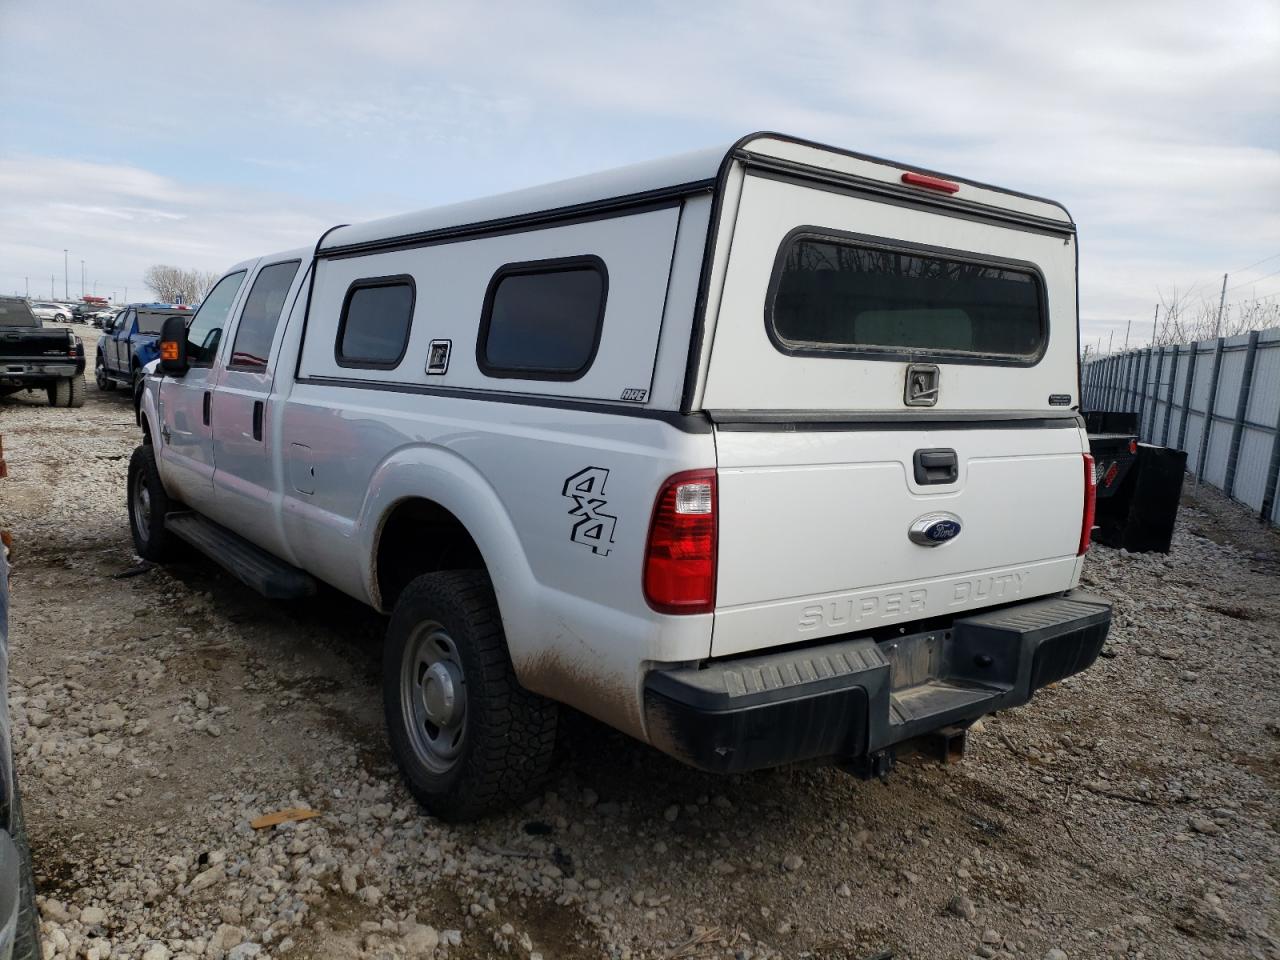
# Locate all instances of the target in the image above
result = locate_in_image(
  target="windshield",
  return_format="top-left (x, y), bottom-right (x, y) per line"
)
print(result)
top-left (0, 300), bottom-right (37, 327)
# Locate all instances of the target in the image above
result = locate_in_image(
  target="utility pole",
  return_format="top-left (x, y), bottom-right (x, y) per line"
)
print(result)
top-left (63, 250), bottom-right (68, 300)
top-left (50, 275), bottom-right (54, 299)
top-left (23, 277), bottom-right (28, 298)
top-left (1151, 304), bottom-right (1160, 346)
top-left (1214, 273), bottom-right (1228, 338)
top-left (1108, 330), bottom-right (1114, 354)
top-left (1123, 317), bottom-right (1132, 352)
top-left (80, 260), bottom-right (85, 297)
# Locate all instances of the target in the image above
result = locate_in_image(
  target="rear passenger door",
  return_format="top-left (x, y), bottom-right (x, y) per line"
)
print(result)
top-left (209, 258), bottom-right (304, 548)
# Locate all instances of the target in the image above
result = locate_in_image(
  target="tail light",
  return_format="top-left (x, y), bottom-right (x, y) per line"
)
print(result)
top-left (1079, 453), bottom-right (1097, 555)
top-left (643, 469), bottom-right (717, 614)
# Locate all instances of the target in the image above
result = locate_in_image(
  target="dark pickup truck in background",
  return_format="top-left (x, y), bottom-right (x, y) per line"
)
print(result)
top-left (0, 297), bottom-right (86, 408)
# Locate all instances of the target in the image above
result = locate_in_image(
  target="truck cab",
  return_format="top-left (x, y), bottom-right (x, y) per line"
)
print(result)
top-left (96, 303), bottom-right (194, 391)
top-left (130, 132), bottom-right (1111, 821)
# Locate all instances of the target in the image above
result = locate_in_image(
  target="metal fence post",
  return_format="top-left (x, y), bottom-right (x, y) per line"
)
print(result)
top-left (1259, 343), bottom-right (1280, 523)
top-left (1147, 346), bottom-right (1166, 441)
top-left (1176, 341), bottom-right (1198, 452)
top-left (1224, 331), bottom-right (1261, 500)
top-left (1197, 338), bottom-right (1226, 482)
top-left (1161, 344), bottom-right (1179, 446)
top-left (1135, 348), bottom-right (1152, 439)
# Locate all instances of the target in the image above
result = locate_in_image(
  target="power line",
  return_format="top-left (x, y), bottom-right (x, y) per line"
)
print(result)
top-left (1226, 266), bottom-right (1280, 292)
top-left (1233, 251), bottom-right (1280, 275)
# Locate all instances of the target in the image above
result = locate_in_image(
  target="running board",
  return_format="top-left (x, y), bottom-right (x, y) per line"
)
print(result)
top-left (164, 511), bottom-right (316, 600)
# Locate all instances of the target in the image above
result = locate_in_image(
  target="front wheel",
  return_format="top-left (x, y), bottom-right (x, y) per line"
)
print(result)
top-left (383, 571), bottom-right (558, 821)
top-left (127, 444), bottom-right (177, 561)
top-left (95, 357), bottom-right (115, 392)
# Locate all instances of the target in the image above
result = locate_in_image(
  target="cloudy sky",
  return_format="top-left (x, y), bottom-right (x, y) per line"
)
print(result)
top-left (1, 0), bottom-right (1277, 348)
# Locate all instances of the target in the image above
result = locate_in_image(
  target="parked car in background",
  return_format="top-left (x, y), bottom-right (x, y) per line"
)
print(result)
top-left (71, 300), bottom-right (109, 324)
top-left (27, 302), bottom-right (69, 324)
top-left (90, 310), bottom-right (118, 329)
top-left (0, 296), bottom-right (87, 407)
top-left (132, 132), bottom-right (1110, 821)
top-left (95, 303), bottom-right (192, 391)
top-left (0, 434), bottom-right (45, 958)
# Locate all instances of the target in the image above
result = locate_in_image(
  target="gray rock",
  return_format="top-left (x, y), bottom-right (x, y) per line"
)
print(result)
top-left (781, 854), bottom-right (804, 872)
top-left (403, 923), bottom-right (439, 954)
top-left (948, 894), bottom-right (977, 921)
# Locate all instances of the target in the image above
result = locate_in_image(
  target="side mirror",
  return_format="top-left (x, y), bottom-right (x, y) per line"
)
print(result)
top-left (159, 315), bottom-right (189, 376)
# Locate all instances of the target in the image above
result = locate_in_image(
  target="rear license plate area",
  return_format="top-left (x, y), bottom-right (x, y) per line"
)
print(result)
top-left (878, 629), bottom-right (951, 691)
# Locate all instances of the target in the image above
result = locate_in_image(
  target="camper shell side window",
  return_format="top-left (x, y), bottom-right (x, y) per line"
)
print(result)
top-left (766, 227), bottom-right (1049, 367)
top-left (476, 255), bottom-right (608, 382)
top-left (335, 276), bottom-right (416, 370)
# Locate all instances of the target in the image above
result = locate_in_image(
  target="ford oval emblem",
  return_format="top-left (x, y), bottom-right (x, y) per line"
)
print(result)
top-left (908, 512), bottom-right (963, 546)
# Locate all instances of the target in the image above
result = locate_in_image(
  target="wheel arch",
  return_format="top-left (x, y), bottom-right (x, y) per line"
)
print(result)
top-left (358, 448), bottom-right (539, 629)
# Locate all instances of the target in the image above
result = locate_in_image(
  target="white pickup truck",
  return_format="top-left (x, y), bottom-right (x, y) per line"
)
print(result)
top-left (132, 132), bottom-right (1111, 820)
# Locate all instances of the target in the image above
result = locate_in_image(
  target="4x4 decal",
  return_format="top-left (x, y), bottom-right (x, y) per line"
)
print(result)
top-left (561, 467), bottom-right (617, 556)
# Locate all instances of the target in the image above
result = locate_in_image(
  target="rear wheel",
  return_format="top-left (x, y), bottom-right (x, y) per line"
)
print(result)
top-left (65, 375), bottom-right (85, 408)
top-left (383, 571), bottom-right (558, 821)
top-left (47, 376), bottom-right (85, 408)
top-left (127, 444), bottom-right (177, 561)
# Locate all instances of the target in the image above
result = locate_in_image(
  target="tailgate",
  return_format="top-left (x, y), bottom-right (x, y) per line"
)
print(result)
top-left (711, 421), bottom-right (1087, 656)
top-left (0, 329), bottom-right (71, 361)
top-left (700, 156), bottom-right (1086, 657)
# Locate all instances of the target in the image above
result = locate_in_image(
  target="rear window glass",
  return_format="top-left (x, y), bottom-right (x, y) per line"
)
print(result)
top-left (230, 260), bottom-right (300, 370)
top-left (137, 310), bottom-right (187, 334)
top-left (0, 300), bottom-right (34, 326)
top-left (478, 257), bottom-right (607, 380)
top-left (336, 278), bottom-right (415, 369)
top-left (770, 233), bottom-right (1045, 363)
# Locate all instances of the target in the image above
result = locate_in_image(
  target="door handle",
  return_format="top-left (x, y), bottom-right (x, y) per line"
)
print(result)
top-left (252, 400), bottom-right (264, 441)
top-left (913, 448), bottom-right (958, 485)
top-left (202, 391), bottom-right (211, 426)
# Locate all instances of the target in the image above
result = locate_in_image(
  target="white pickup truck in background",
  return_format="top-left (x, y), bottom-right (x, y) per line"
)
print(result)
top-left (131, 132), bottom-right (1111, 820)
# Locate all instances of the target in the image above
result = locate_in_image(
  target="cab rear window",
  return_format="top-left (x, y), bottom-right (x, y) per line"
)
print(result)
top-left (769, 231), bottom-right (1046, 364)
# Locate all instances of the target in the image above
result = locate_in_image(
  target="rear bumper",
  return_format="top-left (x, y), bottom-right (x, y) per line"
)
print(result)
top-left (0, 360), bottom-right (78, 381)
top-left (644, 591), bottom-right (1111, 774)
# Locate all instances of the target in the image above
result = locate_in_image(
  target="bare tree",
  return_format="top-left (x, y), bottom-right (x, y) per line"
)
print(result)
top-left (1151, 287), bottom-right (1279, 345)
top-left (143, 265), bottom-right (221, 305)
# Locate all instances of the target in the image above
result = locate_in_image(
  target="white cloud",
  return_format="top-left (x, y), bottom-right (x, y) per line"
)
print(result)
top-left (0, 156), bottom-right (341, 299)
top-left (0, 0), bottom-right (1276, 342)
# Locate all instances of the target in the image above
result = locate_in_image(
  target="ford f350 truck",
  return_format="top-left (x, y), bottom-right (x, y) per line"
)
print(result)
top-left (130, 132), bottom-right (1111, 820)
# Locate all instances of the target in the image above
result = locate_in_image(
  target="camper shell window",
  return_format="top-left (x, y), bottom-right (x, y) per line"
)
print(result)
top-left (477, 256), bottom-right (608, 381)
top-left (335, 276), bottom-right (415, 370)
top-left (767, 229), bottom-right (1047, 366)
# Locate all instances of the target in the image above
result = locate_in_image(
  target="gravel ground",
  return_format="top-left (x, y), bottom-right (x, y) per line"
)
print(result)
top-left (0, 333), bottom-right (1277, 960)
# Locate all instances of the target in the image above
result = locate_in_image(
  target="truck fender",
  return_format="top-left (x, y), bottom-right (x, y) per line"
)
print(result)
top-left (356, 446), bottom-right (543, 664)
